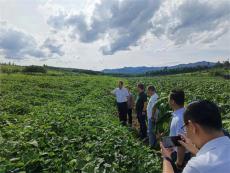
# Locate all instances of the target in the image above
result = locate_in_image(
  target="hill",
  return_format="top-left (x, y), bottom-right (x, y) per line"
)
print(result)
top-left (103, 61), bottom-right (216, 74)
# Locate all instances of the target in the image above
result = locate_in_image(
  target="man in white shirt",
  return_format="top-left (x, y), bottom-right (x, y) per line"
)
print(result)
top-left (168, 89), bottom-right (189, 171)
top-left (111, 81), bottom-right (129, 125)
top-left (161, 100), bottom-right (230, 173)
top-left (147, 85), bottom-right (159, 147)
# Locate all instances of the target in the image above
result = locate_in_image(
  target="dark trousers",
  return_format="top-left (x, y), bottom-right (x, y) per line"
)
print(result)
top-left (137, 112), bottom-right (147, 138)
top-left (117, 102), bottom-right (128, 125)
top-left (127, 108), bottom-right (132, 125)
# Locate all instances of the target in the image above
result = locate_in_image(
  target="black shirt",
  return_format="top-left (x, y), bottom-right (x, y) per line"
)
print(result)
top-left (135, 91), bottom-right (147, 113)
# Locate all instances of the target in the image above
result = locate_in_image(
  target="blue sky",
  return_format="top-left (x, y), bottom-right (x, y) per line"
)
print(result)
top-left (0, 0), bottom-right (229, 70)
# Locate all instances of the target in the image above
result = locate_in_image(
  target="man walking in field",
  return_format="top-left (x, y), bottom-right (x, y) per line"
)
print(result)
top-left (111, 81), bottom-right (129, 125)
top-left (147, 85), bottom-right (159, 147)
top-left (136, 83), bottom-right (148, 139)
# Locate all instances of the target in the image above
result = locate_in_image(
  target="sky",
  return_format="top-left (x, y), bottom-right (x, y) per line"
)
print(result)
top-left (0, 0), bottom-right (229, 70)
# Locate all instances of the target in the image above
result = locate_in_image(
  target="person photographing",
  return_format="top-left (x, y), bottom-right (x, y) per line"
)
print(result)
top-left (161, 100), bottom-right (230, 173)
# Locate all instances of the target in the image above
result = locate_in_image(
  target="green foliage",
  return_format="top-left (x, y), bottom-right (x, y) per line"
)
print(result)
top-left (145, 66), bottom-right (211, 76)
top-left (209, 68), bottom-right (230, 79)
top-left (22, 65), bottom-right (47, 74)
top-left (0, 74), bottom-right (161, 173)
top-left (128, 75), bottom-right (230, 133)
top-left (0, 71), bottom-right (229, 173)
top-left (0, 64), bottom-right (22, 74)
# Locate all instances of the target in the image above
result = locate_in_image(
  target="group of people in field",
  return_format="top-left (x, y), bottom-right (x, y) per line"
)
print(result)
top-left (111, 81), bottom-right (159, 147)
top-left (111, 81), bottom-right (230, 173)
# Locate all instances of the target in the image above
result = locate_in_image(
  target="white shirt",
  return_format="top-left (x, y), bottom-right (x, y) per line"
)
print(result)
top-left (112, 87), bottom-right (129, 103)
top-left (169, 107), bottom-right (185, 136)
top-left (147, 93), bottom-right (158, 119)
top-left (183, 136), bottom-right (230, 173)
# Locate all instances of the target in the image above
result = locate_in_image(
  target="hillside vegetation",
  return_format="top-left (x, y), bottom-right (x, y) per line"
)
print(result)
top-left (0, 64), bottom-right (229, 172)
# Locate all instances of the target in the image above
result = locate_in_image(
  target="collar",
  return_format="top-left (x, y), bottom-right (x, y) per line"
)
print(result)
top-left (197, 136), bottom-right (230, 156)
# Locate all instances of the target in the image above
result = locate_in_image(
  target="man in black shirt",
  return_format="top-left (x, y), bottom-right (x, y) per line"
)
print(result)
top-left (136, 83), bottom-right (148, 139)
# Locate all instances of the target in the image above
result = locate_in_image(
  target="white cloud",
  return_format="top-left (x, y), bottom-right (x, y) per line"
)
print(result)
top-left (151, 0), bottom-right (230, 45)
top-left (47, 0), bottom-right (162, 55)
top-left (42, 38), bottom-right (64, 56)
top-left (0, 22), bottom-right (64, 59)
top-left (47, 0), bottom-right (230, 56)
top-left (0, 0), bottom-right (229, 69)
top-left (0, 22), bottom-right (45, 59)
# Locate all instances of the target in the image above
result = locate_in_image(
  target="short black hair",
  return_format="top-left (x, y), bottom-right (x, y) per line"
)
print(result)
top-left (147, 85), bottom-right (156, 92)
top-left (184, 100), bottom-right (222, 131)
top-left (137, 83), bottom-right (145, 90)
top-left (119, 81), bottom-right (124, 85)
top-left (170, 89), bottom-right (185, 106)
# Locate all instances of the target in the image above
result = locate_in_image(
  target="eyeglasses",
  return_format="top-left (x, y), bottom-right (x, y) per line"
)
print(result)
top-left (181, 122), bottom-right (189, 133)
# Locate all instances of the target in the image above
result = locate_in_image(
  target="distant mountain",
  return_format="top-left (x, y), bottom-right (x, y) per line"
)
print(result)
top-left (46, 66), bottom-right (102, 75)
top-left (102, 61), bottom-right (216, 74)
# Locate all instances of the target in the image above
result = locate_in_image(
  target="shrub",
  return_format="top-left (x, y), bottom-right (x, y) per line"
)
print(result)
top-left (23, 65), bottom-right (47, 73)
top-left (0, 65), bottom-right (22, 74)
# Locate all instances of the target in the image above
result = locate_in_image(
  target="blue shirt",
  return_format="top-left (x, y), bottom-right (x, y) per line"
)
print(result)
top-left (183, 136), bottom-right (230, 173)
top-left (147, 93), bottom-right (158, 119)
top-left (169, 107), bottom-right (185, 136)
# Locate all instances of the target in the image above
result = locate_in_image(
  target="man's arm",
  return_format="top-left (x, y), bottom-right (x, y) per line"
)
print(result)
top-left (179, 134), bottom-right (199, 155)
top-left (143, 101), bottom-right (147, 112)
top-left (176, 120), bottom-right (186, 167)
top-left (151, 106), bottom-right (157, 121)
top-left (163, 159), bottom-right (174, 173)
top-left (110, 89), bottom-right (116, 95)
top-left (160, 142), bottom-right (174, 173)
top-left (176, 146), bottom-right (186, 167)
top-left (142, 94), bottom-right (148, 112)
top-left (163, 160), bottom-right (200, 173)
top-left (131, 95), bottom-right (135, 109)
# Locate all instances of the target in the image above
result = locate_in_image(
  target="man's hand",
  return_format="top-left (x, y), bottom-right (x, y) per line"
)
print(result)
top-left (179, 134), bottom-right (199, 155)
top-left (160, 142), bottom-right (175, 173)
top-left (156, 132), bottom-right (164, 140)
top-left (160, 142), bottom-right (173, 159)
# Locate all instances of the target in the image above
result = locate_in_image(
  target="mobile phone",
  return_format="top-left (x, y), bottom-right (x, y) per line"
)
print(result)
top-left (162, 136), bottom-right (182, 148)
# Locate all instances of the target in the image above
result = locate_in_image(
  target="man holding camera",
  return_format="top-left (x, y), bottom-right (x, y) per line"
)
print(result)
top-left (161, 100), bottom-right (230, 173)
